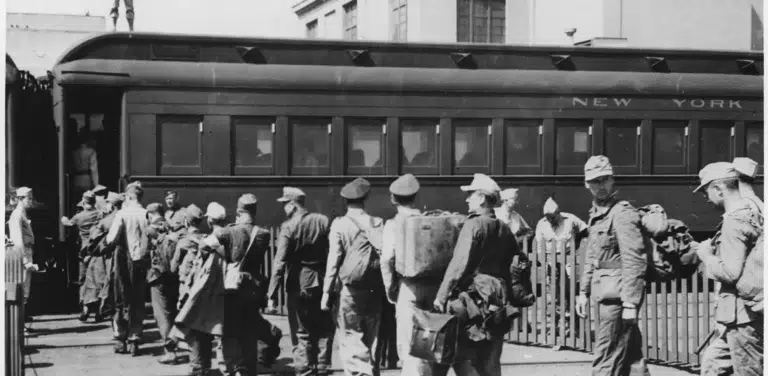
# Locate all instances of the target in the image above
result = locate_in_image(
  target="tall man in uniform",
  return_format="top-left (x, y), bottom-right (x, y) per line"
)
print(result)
top-left (9, 187), bottom-right (38, 328)
top-left (575, 156), bottom-right (650, 376)
top-left (106, 181), bottom-right (150, 356)
top-left (693, 162), bottom-right (763, 376)
top-left (164, 190), bottom-right (186, 233)
top-left (71, 130), bottom-right (99, 206)
top-left (268, 187), bottom-right (335, 376)
top-left (321, 178), bottom-right (385, 376)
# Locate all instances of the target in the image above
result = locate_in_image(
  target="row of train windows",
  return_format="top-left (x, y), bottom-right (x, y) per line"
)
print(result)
top-left (159, 116), bottom-right (764, 175)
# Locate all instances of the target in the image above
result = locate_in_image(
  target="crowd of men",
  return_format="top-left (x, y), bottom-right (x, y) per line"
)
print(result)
top-left (6, 154), bottom-right (763, 376)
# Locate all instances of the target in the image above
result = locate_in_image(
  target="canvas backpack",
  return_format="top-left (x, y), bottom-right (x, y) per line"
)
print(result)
top-left (337, 215), bottom-right (384, 289)
top-left (734, 207), bottom-right (764, 313)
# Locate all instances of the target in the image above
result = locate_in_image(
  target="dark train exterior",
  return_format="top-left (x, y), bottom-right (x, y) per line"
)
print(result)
top-left (50, 32), bottom-right (763, 241)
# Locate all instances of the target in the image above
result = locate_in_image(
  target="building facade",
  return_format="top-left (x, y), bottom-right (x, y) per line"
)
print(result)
top-left (293, 0), bottom-right (763, 51)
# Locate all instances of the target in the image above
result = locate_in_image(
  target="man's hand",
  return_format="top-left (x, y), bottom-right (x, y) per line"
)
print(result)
top-left (575, 294), bottom-right (588, 318)
top-left (60, 216), bottom-right (72, 226)
top-left (622, 306), bottom-right (638, 325)
top-left (266, 299), bottom-right (279, 315)
top-left (320, 293), bottom-right (331, 311)
top-left (695, 239), bottom-right (714, 260)
top-left (433, 299), bottom-right (445, 313)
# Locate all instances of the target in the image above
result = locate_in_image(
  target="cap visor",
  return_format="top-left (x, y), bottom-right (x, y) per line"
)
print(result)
top-left (584, 171), bottom-right (613, 182)
top-left (276, 197), bottom-right (291, 203)
top-left (692, 182), bottom-right (708, 193)
top-left (460, 185), bottom-right (475, 192)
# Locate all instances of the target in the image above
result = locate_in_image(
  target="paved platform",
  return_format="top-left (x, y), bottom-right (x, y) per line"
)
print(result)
top-left (22, 312), bottom-right (695, 376)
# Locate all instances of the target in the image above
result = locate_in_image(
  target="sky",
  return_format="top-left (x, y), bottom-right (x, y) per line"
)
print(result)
top-left (6, 0), bottom-right (303, 38)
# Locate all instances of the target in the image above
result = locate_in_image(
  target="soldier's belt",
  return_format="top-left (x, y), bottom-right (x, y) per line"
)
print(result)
top-left (593, 260), bottom-right (621, 269)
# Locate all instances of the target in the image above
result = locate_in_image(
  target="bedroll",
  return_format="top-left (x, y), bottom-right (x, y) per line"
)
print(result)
top-left (395, 210), bottom-right (465, 279)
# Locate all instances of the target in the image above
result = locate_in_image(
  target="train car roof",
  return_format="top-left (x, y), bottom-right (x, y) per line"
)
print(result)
top-left (54, 32), bottom-right (764, 76)
top-left (6, 54), bottom-right (18, 85)
top-left (55, 58), bottom-right (763, 98)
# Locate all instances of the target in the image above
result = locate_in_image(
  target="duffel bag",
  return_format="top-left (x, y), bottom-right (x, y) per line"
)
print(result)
top-left (410, 307), bottom-right (459, 366)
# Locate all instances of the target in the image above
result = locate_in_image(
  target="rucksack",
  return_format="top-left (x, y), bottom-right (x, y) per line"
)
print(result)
top-left (509, 253), bottom-right (536, 308)
top-left (734, 208), bottom-right (764, 313)
top-left (337, 215), bottom-right (384, 289)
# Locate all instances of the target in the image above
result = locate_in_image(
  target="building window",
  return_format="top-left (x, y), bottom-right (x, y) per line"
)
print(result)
top-left (232, 117), bottom-right (273, 175)
top-left (699, 121), bottom-right (733, 167)
top-left (348, 119), bottom-right (385, 174)
top-left (454, 119), bottom-right (490, 173)
top-left (652, 120), bottom-right (687, 174)
top-left (306, 20), bottom-right (318, 39)
top-left (457, 0), bottom-right (505, 43)
top-left (343, 1), bottom-right (358, 40)
top-left (390, 0), bottom-right (407, 41)
top-left (159, 115), bottom-right (202, 175)
top-left (604, 119), bottom-right (641, 173)
top-left (292, 118), bottom-right (331, 175)
top-left (556, 120), bottom-right (592, 175)
top-left (746, 122), bottom-right (763, 173)
top-left (401, 119), bottom-right (439, 174)
top-left (505, 119), bottom-right (541, 174)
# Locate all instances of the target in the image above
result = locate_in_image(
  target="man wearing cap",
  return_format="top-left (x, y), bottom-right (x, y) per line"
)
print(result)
top-left (164, 190), bottom-right (186, 233)
top-left (534, 197), bottom-right (588, 338)
top-left (693, 162), bottom-right (763, 376)
top-left (321, 177), bottom-right (385, 376)
top-left (62, 190), bottom-right (104, 322)
top-left (93, 184), bottom-right (109, 213)
top-left (381, 174), bottom-right (436, 374)
top-left (106, 181), bottom-right (150, 356)
top-left (268, 187), bottom-right (335, 376)
top-left (495, 188), bottom-right (533, 249)
top-left (9, 187), bottom-right (38, 327)
top-left (202, 193), bottom-right (271, 376)
top-left (432, 173), bottom-right (522, 376)
top-left (733, 157), bottom-right (764, 215)
top-left (85, 192), bottom-right (124, 325)
top-left (575, 156), bottom-right (649, 376)
top-left (71, 130), bottom-right (99, 209)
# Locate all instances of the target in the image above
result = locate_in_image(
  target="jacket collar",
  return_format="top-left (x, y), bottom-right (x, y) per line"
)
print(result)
top-left (589, 195), bottom-right (618, 219)
top-left (396, 206), bottom-right (421, 216)
top-left (468, 207), bottom-right (496, 219)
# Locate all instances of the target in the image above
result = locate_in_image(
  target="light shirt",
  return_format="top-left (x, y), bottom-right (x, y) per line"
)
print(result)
top-left (535, 212), bottom-right (588, 255)
top-left (494, 207), bottom-right (531, 236)
top-left (106, 201), bottom-right (149, 261)
top-left (9, 206), bottom-right (35, 261)
top-left (323, 207), bottom-right (383, 294)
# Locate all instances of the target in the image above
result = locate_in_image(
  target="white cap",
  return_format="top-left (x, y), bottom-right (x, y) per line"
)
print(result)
top-left (733, 157), bottom-right (758, 179)
top-left (16, 187), bottom-right (32, 197)
top-left (203, 234), bottom-right (222, 249)
top-left (543, 198), bottom-right (559, 215)
top-left (205, 202), bottom-right (226, 221)
top-left (693, 162), bottom-right (740, 193)
top-left (500, 188), bottom-right (519, 200)
top-left (584, 155), bottom-right (614, 182)
top-left (460, 173), bottom-right (501, 193)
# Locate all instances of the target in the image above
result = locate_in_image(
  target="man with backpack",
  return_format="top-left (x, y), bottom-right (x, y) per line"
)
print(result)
top-left (693, 162), bottom-right (763, 376)
top-left (321, 177), bottom-right (385, 376)
top-left (268, 187), bottom-right (335, 376)
top-left (575, 156), bottom-right (650, 376)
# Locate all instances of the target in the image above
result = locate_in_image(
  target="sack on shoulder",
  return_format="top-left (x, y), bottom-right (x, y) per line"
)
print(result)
top-left (509, 253), bottom-right (535, 308)
top-left (338, 216), bottom-right (384, 288)
top-left (409, 307), bottom-right (459, 366)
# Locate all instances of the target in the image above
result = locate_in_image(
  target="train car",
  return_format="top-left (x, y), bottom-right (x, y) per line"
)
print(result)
top-left (50, 32), bottom-right (763, 241)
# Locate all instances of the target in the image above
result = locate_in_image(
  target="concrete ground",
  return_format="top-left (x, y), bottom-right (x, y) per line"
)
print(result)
top-left (22, 311), bottom-right (696, 376)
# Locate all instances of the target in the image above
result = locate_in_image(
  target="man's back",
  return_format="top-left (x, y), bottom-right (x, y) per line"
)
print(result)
top-left (108, 202), bottom-right (149, 261)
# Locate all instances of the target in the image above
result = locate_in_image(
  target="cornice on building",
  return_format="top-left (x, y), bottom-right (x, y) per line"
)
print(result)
top-left (293, 0), bottom-right (329, 17)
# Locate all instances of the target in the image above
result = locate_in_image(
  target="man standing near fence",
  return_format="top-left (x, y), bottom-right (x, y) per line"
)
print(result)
top-left (267, 187), bottom-right (335, 376)
top-left (693, 162), bottom-right (763, 376)
top-left (575, 156), bottom-right (650, 376)
top-left (9, 187), bottom-right (38, 331)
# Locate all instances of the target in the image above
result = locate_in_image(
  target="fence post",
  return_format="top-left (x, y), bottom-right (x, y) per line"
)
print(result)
top-left (6, 244), bottom-right (26, 376)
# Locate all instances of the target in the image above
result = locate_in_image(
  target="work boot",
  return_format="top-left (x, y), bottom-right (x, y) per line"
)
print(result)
top-left (157, 349), bottom-right (178, 365)
top-left (78, 306), bottom-right (89, 322)
top-left (113, 341), bottom-right (127, 354)
top-left (127, 341), bottom-right (139, 357)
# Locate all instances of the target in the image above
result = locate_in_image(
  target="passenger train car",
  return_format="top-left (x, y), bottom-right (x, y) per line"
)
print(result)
top-left (50, 32), bottom-right (763, 242)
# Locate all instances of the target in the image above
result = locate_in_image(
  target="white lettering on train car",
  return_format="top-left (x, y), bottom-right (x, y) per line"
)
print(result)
top-left (573, 97), bottom-right (745, 109)
top-left (614, 98), bottom-right (632, 106)
top-left (672, 99), bottom-right (743, 109)
top-left (572, 97), bottom-right (632, 107)
top-left (573, 97), bottom-right (589, 106)
top-left (594, 97), bottom-right (608, 107)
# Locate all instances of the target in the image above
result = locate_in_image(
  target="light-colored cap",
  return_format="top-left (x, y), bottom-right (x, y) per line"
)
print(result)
top-left (146, 203), bottom-right (163, 214)
top-left (733, 157), bottom-right (758, 179)
top-left (277, 187), bottom-right (306, 203)
top-left (693, 162), bottom-right (740, 193)
top-left (185, 204), bottom-right (203, 221)
top-left (584, 155), bottom-right (614, 182)
top-left (16, 187), bottom-right (32, 197)
top-left (500, 188), bottom-right (519, 200)
top-left (92, 184), bottom-right (108, 194)
top-left (106, 192), bottom-right (123, 204)
top-left (237, 194), bottom-right (258, 213)
top-left (205, 202), bottom-right (226, 221)
top-left (389, 174), bottom-right (420, 196)
top-left (543, 198), bottom-right (560, 215)
top-left (460, 173), bottom-right (501, 193)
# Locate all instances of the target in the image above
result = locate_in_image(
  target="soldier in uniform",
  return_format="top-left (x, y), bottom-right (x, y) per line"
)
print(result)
top-left (575, 156), bottom-right (650, 376)
top-left (164, 190), bottom-right (187, 233)
top-left (9, 187), bottom-right (38, 329)
top-left (321, 178), bottom-right (385, 376)
top-left (85, 192), bottom-right (124, 323)
top-left (267, 187), bottom-right (335, 376)
top-left (693, 162), bottom-right (763, 376)
top-left (71, 130), bottom-right (99, 207)
top-left (495, 188), bottom-right (533, 249)
top-left (93, 184), bottom-right (109, 214)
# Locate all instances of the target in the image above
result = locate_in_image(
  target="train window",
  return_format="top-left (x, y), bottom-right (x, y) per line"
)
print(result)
top-left (604, 119), bottom-right (640, 173)
top-left (292, 118), bottom-right (331, 175)
top-left (555, 120), bottom-right (592, 175)
top-left (347, 118), bottom-right (385, 175)
top-left (746, 122), bottom-right (763, 173)
top-left (699, 121), bottom-right (733, 167)
top-left (454, 119), bottom-right (490, 174)
top-left (505, 119), bottom-right (541, 173)
top-left (401, 119), bottom-right (439, 175)
top-left (159, 115), bottom-right (203, 175)
top-left (652, 120), bottom-right (687, 174)
top-left (232, 117), bottom-right (274, 175)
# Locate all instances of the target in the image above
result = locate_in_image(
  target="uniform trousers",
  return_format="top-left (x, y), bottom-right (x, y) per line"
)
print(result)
top-left (592, 301), bottom-right (649, 376)
top-left (188, 329), bottom-right (215, 372)
top-left (287, 290), bottom-right (335, 376)
top-left (701, 321), bottom-right (764, 376)
top-left (150, 278), bottom-right (179, 349)
top-left (395, 279), bottom-right (444, 376)
top-left (112, 259), bottom-right (147, 343)
top-left (335, 285), bottom-right (382, 376)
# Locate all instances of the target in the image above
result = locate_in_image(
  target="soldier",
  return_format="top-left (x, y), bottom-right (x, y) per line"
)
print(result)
top-left (693, 162), bottom-right (763, 376)
top-left (164, 190), bottom-right (186, 233)
top-left (106, 181), bottom-right (150, 356)
top-left (495, 188), bottom-right (533, 249)
top-left (203, 194), bottom-right (271, 376)
top-left (432, 173), bottom-right (519, 376)
top-left (381, 174), bottom-right (437, 374)
top-left (733, 157), bottom-right (764, 215)
top-left (321, 178), bottom-right (385, 376)
top-left (93, 184), bottom-right (109, 214)
top-left (71, 130), bottom-right (99, 205)
top-left (9, 187), bottom-right (38, 329)
top-left (267, 187), bottom-right (335, 376)
top-left (575, 156), bottom-right (650, 376)
top-left (85, 192), bottom-right (124, 323)
top-left (62, 190), bottom-right (103, 322)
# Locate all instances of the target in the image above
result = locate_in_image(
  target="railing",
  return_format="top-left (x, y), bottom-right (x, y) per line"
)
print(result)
top-left (257, 228), bottom-right (713, 371)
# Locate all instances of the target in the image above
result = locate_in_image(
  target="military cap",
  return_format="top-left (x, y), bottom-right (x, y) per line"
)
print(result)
top-left (237, 194), bottom-right (259, 213)
top-left (277, 187), bottom-right (306, 203)
top-left (205, 202), bottom-right (226, 221)
top-left (543, 198), bottom-right (560, 215)
top-left (92, 184), bottom-right (108, 195)
top-left (693, 162), bottom-right (740, 193)
top-left (81, 191), bottom-right (96, 206)
top-left (185, 204), bottom-right (204, 221)
top-left (164, 190), bottom-right (178, 199)
top-left (124, 181), bottom-right (144, 195)
top-left (389, 174), bottom-right (420, 196)
top-left (460, 173), bottom-right (501, 193)
top-left (106, 192), bottom-right (123, 204)
top-left (584, 155), bottom-right (614, 182)
top-left (146, 203), bottom-right (163, 214)
top-left (341, 178), bottom-right (371, 200)
top-left (733, 157), bottom-right (758, 179)
top-left (500, 188), bottom-right (519, 201)
top-left (16, 187), bottom-right (32, 198)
